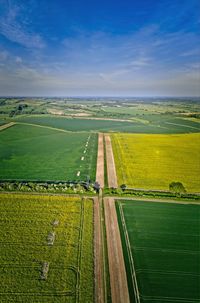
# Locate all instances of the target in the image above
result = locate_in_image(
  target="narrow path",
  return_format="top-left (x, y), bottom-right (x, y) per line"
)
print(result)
top-left (112, 196), bottom-right (200, 205)
top-left (94, 196), bottom-right (105, 303)
top-left (96, 133), bottom-right (105, 188)
top-left (165, 121), bottom-right (200, 130)
top-left (104, 197), bottom-right (130, 303)
top-left (104, 134), bottom-right (118, 188)
top-left (0, 122), bottom-right (16, 131)
top-left (15, 122), bottom-right (72, 133)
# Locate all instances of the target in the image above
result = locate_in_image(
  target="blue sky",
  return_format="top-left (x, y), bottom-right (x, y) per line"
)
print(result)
top-left (0, 0), bottom-right (200, 96)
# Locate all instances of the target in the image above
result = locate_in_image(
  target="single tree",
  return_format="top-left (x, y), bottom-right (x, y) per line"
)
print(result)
top-left (169, 182), bottom-right (186, 194)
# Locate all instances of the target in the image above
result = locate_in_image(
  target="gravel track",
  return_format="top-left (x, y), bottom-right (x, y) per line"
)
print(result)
top-left (104, 197), bottom-right (130, 303)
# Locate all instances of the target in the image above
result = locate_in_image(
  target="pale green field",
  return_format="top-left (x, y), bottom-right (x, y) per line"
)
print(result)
top-left (111, 133), bottom-right (200, 192)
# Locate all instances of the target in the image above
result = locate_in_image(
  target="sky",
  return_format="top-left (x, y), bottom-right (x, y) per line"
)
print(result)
top-left (0, 0), bottom-right (200, 97)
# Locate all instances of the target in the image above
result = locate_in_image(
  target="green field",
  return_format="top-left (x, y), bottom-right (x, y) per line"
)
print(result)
top-left (0, 124), bottom-right (97, 181)
top-left (112, 133), bottom-right (200, 192)
top-left (0, 193), bottom-right (94, 302)
top-left (14, 116), bottom-right (139, 132)
top-left (116, 200), bottom-right (200, 303)
top-left (12, 115), bottom-right (200, 133)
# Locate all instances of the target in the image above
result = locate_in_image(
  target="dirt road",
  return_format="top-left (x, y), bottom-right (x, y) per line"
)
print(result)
top-left (0, 122), bottom-right (15, 131)
top-left (104, 134), bottom-right (118, 188)
top-left (94, 197), bottom-right (105, 303)
top-left (96, 133), bottom-right (104, 188)
top-left (104, 197), bottom-right (130, 303)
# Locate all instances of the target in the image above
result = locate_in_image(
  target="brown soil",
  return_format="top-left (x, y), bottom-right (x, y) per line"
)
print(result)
top-left (96, 133), bottom-right (105, 188)
top-left (94, 197), bottom-right (105, 303)
top-left (105, 134), bottom-right (118, 188)
top-left (0, 122), bottom-right (15, 131)
top-left (104, 197), bottom-right (130, 303)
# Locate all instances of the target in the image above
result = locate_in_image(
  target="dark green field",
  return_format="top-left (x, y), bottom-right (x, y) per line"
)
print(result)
top-left (116, 200), bottom-right (200, 303)
top-left (13, 115), bottom-right (200, 133)
top-left (0, 194), bottom-right (94, 303)
top-left (0, 124), bottom-right (97, 181)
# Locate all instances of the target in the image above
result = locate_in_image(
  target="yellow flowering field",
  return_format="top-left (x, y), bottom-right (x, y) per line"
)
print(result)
top-left (111, 133), bottom-right (200, 192)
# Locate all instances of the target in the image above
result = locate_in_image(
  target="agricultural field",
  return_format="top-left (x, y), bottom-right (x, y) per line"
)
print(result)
top-left (0, 120), bottom-right (6, 126)
top-left (0, 193), bottom-right (94, 303)
top-left (1, 97), bottom-right (200, 133)
top-left (116, 200), bottom-right (200, 303)
top-left (111, 133), bottom-right (200, 192)
top-left (0, 124), bottom-right (97, 181)
top-left (13, 115), bottom-right (150, 133)
top-left (12, 115), bottom-right (200, 133)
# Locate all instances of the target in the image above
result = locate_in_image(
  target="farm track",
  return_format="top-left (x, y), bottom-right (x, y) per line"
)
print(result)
top-left (1, 190), bottom-right (199, 204)
top-left (113, 196), bottom-right (200, 205)
top-left (0, 122), bottom-right (16, 131)
top-left (105, 134), bottom-right (118, 188)
top-left (96, 133), bottom-right (105, 188)
top-left (104, 197), bottom-right (130, 303)
top-left (15, 121), bottom-right (73, 133)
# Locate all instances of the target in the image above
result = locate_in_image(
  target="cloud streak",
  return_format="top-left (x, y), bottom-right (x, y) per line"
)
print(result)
top-left (0, 2), bottom-right (45, 48)
top-left (0, 0), bottom-right (199, 96)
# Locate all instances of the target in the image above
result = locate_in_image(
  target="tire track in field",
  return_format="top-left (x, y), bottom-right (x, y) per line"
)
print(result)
top-left (105, 134), bottom-right (118, 188)
top-left (94, 197), bottom-right (105, 303)
top-left (119, 203), bottom-right (141, 303)
top-left (15, 122), bottom-right (72, 133)
top-left (104, 197), bottom-right (130, 303)
top-left (96, 133), bottom-right (104, 188)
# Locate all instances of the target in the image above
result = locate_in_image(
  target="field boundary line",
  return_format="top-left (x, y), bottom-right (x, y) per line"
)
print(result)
top-left (15, 121), bottom-right (74, 133)
top-left (99, 193), bottom-right (108, 302)
top-left (140, 294), bottom-right (200, 302)
top-left (104, 197), bottom-right (130, 303)
top-left (0, 122), bottom-right (16, 131)
top-left (75, 198), bottom-right (84, 303)
top-left (96, 133), bottom-right (104, 188)
top-left (119, 203), bottom-right (141, 303)
top-left (112, 196), bottom-right (200, 205)
top-left (165, 121), bottom-right (200, 130)
top-left (104, 134), bottom-right (118, 188)
top-left (94, 196), bottom-right (105, 303)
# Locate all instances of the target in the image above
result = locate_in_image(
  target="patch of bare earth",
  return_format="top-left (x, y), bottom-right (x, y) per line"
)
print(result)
top-left (104, 197), bottom-right (130, 303)
top-left (105, 134), bottom-right (118, 188)
top-left (47, 108), bottom-right (64, 115)
top-left (96, 133), bottom-right (105, 188)
top-left (0, 122), bottom-right (15, 131)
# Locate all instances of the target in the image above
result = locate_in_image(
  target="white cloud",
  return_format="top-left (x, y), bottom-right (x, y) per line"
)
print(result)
top-left (0, 4), bottom-right (45, 48)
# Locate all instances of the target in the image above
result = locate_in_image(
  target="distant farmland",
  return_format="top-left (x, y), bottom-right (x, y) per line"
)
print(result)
top-left (14, 116), bottom-right (138, 132)
top-left (0, 124), bottom-right (97, 181)
top-left (0, 194), bottom-right (94, 303)
top-left (13, 115), bottom-right (200, 133)
top-left (111, 133), bottom-right (200, 192)
top-left (116, 200), bottom-right (200, 303)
